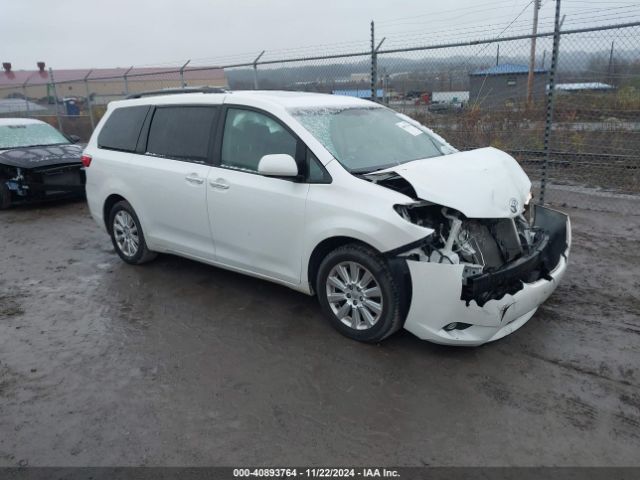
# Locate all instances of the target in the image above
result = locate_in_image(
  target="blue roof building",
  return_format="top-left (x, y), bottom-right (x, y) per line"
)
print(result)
top-left (332, 88), bottom-right (384, 99)
top-left (470, 63), bottom-right (548, 76)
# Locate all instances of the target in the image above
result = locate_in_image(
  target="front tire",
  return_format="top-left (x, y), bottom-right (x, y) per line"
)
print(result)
top-left (108, 200), bottom-right (157, 265)
top-left (316, 243), bottom-right (404, 343)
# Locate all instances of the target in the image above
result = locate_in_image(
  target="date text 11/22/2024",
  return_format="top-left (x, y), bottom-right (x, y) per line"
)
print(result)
top-left (232, 468), bottom-right (400, 478)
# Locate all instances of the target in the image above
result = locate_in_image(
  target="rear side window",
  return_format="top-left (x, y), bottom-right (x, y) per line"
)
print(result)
top-left (98, 105), bottom-right (150, 152)
top-left (146, 106), bottom-right (218, 162)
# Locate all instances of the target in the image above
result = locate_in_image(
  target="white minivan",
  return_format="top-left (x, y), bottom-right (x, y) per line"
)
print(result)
top-left (83, 89), bottom-right (570, 345)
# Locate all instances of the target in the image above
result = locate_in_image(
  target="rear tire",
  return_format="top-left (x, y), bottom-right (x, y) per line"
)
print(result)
top-left (316, 243), bottom-right (404, 343)
top-left (108, 200), bottom-right (157, 265)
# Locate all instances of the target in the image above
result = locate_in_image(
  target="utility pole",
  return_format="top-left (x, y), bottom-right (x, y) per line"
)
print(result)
top-left (527, 0), bottom-right (541, 107)
top-left (496, 44), bottom-right (500, 66)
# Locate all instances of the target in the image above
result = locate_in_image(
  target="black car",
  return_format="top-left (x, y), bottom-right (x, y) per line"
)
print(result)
top-left (0, 118), bottom-right (86, 208)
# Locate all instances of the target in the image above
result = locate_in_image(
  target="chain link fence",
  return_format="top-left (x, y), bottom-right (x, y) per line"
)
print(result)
top-left (1, 21), bottom-right (638, 212)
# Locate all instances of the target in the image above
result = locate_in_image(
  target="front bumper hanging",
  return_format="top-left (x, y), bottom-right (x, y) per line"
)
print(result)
top-left (461, 204), bottom-right (569, 307)
top-left (402, 205), bottom-right (571, 346)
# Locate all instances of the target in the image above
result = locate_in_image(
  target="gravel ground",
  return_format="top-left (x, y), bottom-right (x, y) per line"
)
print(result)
top-left (0, 200), bottom-right (638, 466)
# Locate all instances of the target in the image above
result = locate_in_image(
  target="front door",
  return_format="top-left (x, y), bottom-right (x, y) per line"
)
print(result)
top-left (206, 107), bottom-right (309, 284)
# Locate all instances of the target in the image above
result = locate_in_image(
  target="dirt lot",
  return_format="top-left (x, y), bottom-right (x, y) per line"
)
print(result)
top-left (0, 200), bottom-right (639, 466)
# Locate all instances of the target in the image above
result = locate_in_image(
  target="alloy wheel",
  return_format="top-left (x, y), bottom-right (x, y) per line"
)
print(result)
top-left (113, 210), bottom-right (139, 257)
top-left (325, 261), bottom-right (383, 330)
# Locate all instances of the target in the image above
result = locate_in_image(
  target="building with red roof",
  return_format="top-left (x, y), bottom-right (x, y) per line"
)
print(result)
top-left (0, 62), bottom-right (227, 103)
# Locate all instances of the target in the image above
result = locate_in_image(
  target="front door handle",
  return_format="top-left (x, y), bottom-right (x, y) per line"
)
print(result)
top-left (209, 179), bottom-right (230, 190)
top-left (185, 173), bottom-right (204, 185)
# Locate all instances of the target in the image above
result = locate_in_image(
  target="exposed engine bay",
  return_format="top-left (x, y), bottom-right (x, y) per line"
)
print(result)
top-left (394, 202), bottom-right (533, 266)
top-left (355, 164), bottom-right (567, 311)
top-left (391, 201), bottom-right (568, 307)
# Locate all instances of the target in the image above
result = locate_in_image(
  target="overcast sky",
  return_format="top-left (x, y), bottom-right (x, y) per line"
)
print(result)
top-left (3, 0), bottom-right (640, 70)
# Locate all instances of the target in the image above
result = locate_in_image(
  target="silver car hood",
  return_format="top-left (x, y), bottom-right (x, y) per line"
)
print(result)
top-left (370, 147), bottom-right (531, 218)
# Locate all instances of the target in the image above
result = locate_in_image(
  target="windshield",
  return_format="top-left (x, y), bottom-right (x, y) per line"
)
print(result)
top-left (0, 123), bottom-right (69, 149)
top-left (290, 106), bottom-right (452, 173)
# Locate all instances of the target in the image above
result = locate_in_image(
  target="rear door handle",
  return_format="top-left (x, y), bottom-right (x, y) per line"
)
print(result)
top-left (209, 179), bottom-right (230, 190)
top-left (185, 173), bottom-right (204, 185)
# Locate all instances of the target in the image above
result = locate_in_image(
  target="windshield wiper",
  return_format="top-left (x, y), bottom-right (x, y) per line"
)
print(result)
top-left (351, 164), bottom-right (396, 175)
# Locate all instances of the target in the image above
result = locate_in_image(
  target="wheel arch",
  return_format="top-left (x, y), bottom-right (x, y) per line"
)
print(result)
top-left (306, 236), bottom-right (378, 295)
top-left (307, 235), bottom-right (413, 321)
top-left (103, 193), bottom-right (127, 233)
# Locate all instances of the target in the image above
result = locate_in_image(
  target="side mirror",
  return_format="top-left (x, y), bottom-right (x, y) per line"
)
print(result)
top-left (67, 134), bottom-right (81, 143)
top-left (258, 154), bottom-right (298, 177)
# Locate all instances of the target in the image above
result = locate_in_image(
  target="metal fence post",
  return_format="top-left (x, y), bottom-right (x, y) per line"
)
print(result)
top-left (370, 21), bottom-right (385, 103)
top-left (48, 68), bottom-right (63, 132)
top-left (180, 60), bottom-right (190, 89)
top-left (22, 78), bottom-right (31, 116)
top-left (123, 66), bottom-right (133, 95)
top-left (540, 0), bottom-right (562, 205)
top-left (253, 51), bottom-right (265, 90)
top-left (370, 21), bottom-right (376, 101)
top-left (84, 70), bottom-right (95, 131)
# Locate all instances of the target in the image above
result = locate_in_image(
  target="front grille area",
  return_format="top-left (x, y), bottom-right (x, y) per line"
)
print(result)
top-left (25, 164), bottom-right (85, 194)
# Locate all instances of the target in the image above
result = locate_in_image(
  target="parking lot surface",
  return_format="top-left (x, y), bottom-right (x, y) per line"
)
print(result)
top-left (0, 200), bottom-right (639, 466)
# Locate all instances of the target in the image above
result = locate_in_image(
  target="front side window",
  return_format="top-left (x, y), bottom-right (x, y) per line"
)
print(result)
top-left (147, 106), bottom-right (218, 162)
top-left (0, 123), bottom-right (69, 149)
top-left (98, 105), bottom-right (150, 152)
top-left (290, 106), bottom-right (450, 173)
top-left (221, 108), bottom-right (297, 172)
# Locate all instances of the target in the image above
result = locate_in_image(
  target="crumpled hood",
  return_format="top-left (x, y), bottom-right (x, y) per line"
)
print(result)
top-left (371, 147), bottom-right (531, 218)
top-left (0, 144), bottom-right (82, 169)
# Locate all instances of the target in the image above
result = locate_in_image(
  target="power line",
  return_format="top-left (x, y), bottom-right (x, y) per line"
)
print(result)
top-left (378, 3), bottom-right (640, 38)
top-left (376, 0), bottom-right (529, 25)
top-left (378, 6), bottom-right (640, 48)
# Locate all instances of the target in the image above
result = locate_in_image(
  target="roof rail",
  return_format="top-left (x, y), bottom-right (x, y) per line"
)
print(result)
top-left (126, 86), bottom-right (228, 99)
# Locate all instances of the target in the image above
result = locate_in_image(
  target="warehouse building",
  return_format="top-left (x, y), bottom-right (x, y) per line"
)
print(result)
top-left (468, 63), bottom-right (548, 109)
top-left (0, 62), bottom-right (227, 106)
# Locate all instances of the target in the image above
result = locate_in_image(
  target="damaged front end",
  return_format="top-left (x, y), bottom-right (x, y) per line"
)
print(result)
top-left (0, 144), bottom-right (86, 206)
top-left (389, 199), bottom-right (571, 345)
top-left (1, 164), bottom-right (86, 205)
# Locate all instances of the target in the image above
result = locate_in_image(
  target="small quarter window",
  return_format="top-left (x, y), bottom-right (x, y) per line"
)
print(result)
top-left (307, 149), bottom-right (331, 183)
top-left (147, 106), bottom-right (218, 162)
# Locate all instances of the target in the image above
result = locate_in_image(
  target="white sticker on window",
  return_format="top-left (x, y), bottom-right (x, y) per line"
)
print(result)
top-left (395, 121), bottom-right (423, 136)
